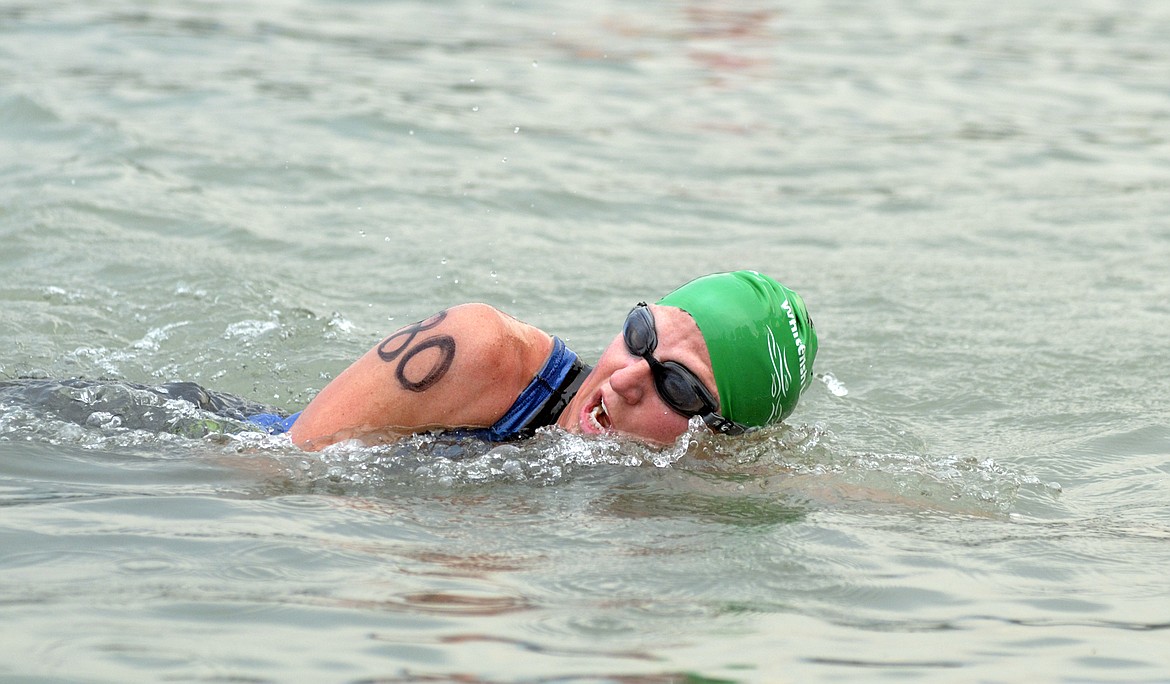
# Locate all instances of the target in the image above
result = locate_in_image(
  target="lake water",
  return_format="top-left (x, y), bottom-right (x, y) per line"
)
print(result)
top-left (3, 0), bottom-right (1170, 681)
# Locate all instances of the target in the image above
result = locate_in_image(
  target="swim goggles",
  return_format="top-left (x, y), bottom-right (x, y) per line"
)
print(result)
top-left (622, 303), bottom-right (748, 436)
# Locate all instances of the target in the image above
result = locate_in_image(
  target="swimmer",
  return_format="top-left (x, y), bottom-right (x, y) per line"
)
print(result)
top-left (270, 270), bottom-right (818, 450)
top-left (2, 271), bottom-right (816, 450)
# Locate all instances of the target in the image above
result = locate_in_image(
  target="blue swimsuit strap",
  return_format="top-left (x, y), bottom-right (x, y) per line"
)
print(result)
top-left (471, 336), bottom-right (589, 441)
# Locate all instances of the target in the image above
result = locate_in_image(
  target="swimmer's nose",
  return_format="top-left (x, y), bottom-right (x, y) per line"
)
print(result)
top-left (608, 356), bottom-right (652, 405)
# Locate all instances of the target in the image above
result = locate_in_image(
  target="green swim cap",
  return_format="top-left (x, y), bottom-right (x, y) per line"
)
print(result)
top-left (657, 271), bottom-right (817, 427)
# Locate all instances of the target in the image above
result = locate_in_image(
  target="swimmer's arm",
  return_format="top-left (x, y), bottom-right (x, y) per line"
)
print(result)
top-left (288, 303), bottom-right (552, 450)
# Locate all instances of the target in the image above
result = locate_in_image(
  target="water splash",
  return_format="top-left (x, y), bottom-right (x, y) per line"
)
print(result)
top-left (250, 422), bottom-right (703, 490)
top-left (0, 384), bottom-right (1058, 514)
top-left (131, 321), bottom-right (191, 352)
top-left (222, 319), bottom-right (280, 341)
top-left (819, 371), bottom-right (849, 397)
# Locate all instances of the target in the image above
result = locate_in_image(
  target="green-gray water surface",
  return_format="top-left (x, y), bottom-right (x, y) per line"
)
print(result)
top-left (3, 1), bottom-right (1170, 681)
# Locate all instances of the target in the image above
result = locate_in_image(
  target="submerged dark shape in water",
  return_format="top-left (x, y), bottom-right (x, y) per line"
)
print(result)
top-left (0, 378), bottom-right (281, 438)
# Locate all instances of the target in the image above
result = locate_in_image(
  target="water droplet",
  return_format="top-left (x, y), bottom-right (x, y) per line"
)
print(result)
top-left (532, 60), bottom-right (539, 67)
top-left (490, 270), bottom-right (498, 278)
top-left (384, 236), bottom-right (390, 242)
top-left (440, 257), bottom-right (448, 265)
top-left (408, 130), bottom-right (414, 135)
top-left (358, 230), bottom-right (366, 237)
top-left (514, 126), bottom-right (521, 133)
top-left (501, 157), bottom-right (508, 163)
top-left (471, 106), bottom-right (479, 112)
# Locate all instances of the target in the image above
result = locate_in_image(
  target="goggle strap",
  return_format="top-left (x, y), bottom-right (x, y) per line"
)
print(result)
top-left (702, 413), bottom-right (748, 436)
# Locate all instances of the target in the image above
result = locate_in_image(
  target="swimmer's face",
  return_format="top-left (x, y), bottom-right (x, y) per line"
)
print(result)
top-left (557, 304), bottom-right (718, 444)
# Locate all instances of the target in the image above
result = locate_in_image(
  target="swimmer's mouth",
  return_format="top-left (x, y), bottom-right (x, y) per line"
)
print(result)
top-left (587, 397), bottom-right (612, 432)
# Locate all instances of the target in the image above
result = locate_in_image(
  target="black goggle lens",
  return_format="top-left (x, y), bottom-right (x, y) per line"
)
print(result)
top-left (621, 303), bottom-right (721, 419)
top-left (655, 360), bottom-right (713, 414)
top-left (622, 305), bottom-right (656, 356)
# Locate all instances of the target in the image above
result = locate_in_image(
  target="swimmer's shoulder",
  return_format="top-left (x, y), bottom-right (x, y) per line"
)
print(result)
top-left (441, 303), bottom-right (553, 380)
top-left (289, 303), bottom-right (552, 449)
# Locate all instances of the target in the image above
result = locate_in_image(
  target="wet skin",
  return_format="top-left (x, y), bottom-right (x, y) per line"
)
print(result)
top-left (556, 304), bottom-right (719, 444)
